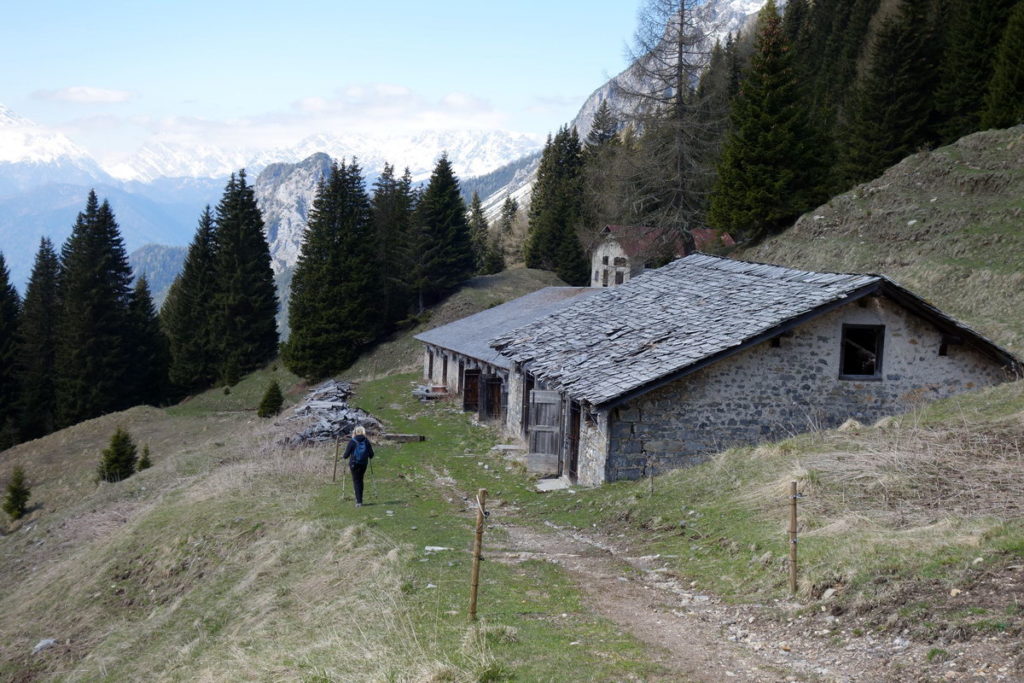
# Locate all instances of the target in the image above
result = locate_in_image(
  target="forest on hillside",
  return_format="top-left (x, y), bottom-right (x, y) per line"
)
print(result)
top-left (1, 0), bottom-right (1022, 448)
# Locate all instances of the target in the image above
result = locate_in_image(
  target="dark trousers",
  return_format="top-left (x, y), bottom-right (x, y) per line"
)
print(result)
top-left (350, 462), bottom-right (367, 504)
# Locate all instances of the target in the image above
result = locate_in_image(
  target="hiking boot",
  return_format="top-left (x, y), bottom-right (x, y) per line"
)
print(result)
top-left (356, 503), bottom-right (363, 507)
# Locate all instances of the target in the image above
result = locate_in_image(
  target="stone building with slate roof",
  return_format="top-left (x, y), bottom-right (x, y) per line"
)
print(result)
top-left (590, 225), bottom-right (734, 288)
top-left (414, 287), bottom-right (598, 421)
top-left (492, 254), bottom-right (1020, 485)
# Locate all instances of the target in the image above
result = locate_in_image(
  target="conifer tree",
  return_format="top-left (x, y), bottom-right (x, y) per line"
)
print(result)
top-left (371, 164), bottom-right (416, 328)
top-left (585, 100), bottom-right (619, 148)
top-left (467, 192), bottom-right (490, 273)
top-left (127, 275), bottom-right (170, 406)
top-left (3, 466), bottom-right (30, 520)
top-left (212, 171), bottom-right (279, 379)
top-left (525, 127), bottom-right (589, 285)
top-left (161, 207), bottom-right (220, 393)
top-left (408, 154), bottom-right (475, 310)
top-left (55, 192), bottom-right (135, 427)
top-left (708, 0), bottom-right (831, 241)
top-left (138, 444), bottom-right (152, 470)
top-left (621, 0), bottom-right (724, 230)
top-left (0, 253), bottom-right (20, 449)
top-left (838, 0), bottom-right (939, 185)
top-left (498, 195), bottom-right (521, 262)
top-left (283, 161), bottom-right (382, 379)
top-left (257, 380), bottom-right (284, 418)
top-left (97, 426), bottom-right (137, 483)
top-left (935, 0), bottom-right (1018, 142)
top-left (15, 239), bottom-right (60, 441)
top-left (982, 2), bottom-right (1024, 130)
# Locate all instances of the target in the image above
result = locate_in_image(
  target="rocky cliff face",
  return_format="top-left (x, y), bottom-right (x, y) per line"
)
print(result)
top-left (254, 153), bottom-right (333, 273)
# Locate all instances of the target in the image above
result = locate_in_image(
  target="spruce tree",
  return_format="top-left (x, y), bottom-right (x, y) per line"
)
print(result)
top-left (498, 195), bottom-right (520, 262)
top-left (408, 154), bottom-right (475, 310)
top-left (467, 192), bottom-right (490, 274)
top-left (708, 0), bottom-right (831, 241)
top-left (525, 127), bottom-right (590, 286)
top-left (55, 192), bottom-right (135, 427)
top-left (283, 161), bottom-right (382, 379)
top-left (585, 100), bottom-right (619, 148)
top-left (371, 164), bottom-right (416, 328)
top-left (3, 466), bottom-right (30, 520)
top-left (982, 2), bottom-right (1024, 130)
top-left (161, 206), bottom-right (221, 393)
top-left (97, 426), bottom-right (137, 483)
top-left (0, 253), bottom-right (20, 449)
top-left (934, 0), bottom-right (1018, 142)
top-left (838, 0), bottom-right (939, 186)
top-left (15, 239), bottom-right (60, 441)
top-left (138, 444), bottom-right (152, 470)
top-left (257, 380), bottom-right (284, 418)
top-left (212, 171), bottom-right (279, 379)
top-left (127, 275), bottom-right (170, 406)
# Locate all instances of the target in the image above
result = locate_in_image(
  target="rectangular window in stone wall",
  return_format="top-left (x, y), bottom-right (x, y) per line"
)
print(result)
top-left (840, 324), bottom-right (884, 379)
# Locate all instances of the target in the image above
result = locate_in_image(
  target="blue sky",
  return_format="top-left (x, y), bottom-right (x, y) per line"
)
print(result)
top-left (1, 0), bottom-right (639, 162)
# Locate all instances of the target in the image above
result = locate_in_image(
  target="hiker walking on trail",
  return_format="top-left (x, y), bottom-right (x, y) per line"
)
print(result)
top-left (343, 425), bottom-right (374, 507)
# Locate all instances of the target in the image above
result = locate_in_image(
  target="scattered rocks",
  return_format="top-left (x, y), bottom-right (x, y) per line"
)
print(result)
top-left (285, 379), bottom-right (381, 444)
top-left (32, 638), bottom-right (57, 654)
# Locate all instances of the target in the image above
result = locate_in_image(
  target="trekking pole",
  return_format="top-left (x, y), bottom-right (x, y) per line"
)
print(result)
top-left (332, 437), bottom-right (340, 482)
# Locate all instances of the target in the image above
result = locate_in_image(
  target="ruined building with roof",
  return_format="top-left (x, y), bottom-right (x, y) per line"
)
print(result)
top-left (419, 255), bottom-right (1020, 485)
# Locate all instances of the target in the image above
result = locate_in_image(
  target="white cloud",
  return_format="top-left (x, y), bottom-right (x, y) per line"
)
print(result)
top-left (33, 86), bottom-right (134, 104)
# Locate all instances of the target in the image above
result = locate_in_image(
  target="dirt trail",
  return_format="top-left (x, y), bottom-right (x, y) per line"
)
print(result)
top-left (490, 521), bottom-right (801, 682)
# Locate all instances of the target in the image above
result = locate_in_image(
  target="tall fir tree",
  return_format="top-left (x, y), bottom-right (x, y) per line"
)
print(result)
top-left (371, 164), bottom-right (416, 328)
top-left (525, 127), bottom-right (589, 286)
top-left (585, 100), bottom-right (619, 148)
top-left (0, 253), bottom-right (21, 448)
top-left (838, 0), bottom-right (939, 186)
top-left (212, 171), bottom-right (278, 379)
top-left (934, 0), bottom-right (1018, 142)
top-left (127, 275), bottom-right (169, 406)
top-left (982, 1), bottom-right (1024, 130)
top-left (161, 207), bottom-right (220, 393)
top-left (55, 192), bottom-right (135, 427)
top-left (408, 154), bottom-right (475, 310)
top-left (467, 192), bottom-right (490, 273)
top-left (284, 161), bottom-right (382, 379)
top-left (14, 239), bottom-right (60, 441)
top-left (708, 0), bottom-right (831, 242)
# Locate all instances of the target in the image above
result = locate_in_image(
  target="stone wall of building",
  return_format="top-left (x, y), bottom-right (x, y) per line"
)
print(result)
top-left (577, 408), bottom-right (610, 486)
top-left (605, 297), bottom-right (1013, 481)
top-left (591, 241), bottom-right (637, 288)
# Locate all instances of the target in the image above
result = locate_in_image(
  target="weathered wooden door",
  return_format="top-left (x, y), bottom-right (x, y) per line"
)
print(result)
top-left (527, 390), bottom-right (562, 475)
top-left (485, 377), bottom-right (503, 419)
top-left (567, 401), bottom-right (581, 481)
top-left (463, 369), bottom-right (481, 412)
top-left (521, 374), bottom-right (535, 437)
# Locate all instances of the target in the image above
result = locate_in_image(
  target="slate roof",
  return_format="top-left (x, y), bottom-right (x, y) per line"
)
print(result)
top-left (491, 254), bottom-right (1020, 407)
top-left (414, 287), bottom-right (599, 370)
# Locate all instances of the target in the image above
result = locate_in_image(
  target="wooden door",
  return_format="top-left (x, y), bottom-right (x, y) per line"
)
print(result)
top-left (567, 401), bottom-right (581, 481)
top-left (527, 390), bottom-right (562, 475)
top-left (463, 369), bottom-right (481, 412)
top-left (485, 377), bottom-right (503, 419)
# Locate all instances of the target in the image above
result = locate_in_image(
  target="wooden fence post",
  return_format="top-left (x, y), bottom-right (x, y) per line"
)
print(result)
top-left (469, 488), bottom-right (488, 621)
top-left (789, 481), bottom-right (798, 595)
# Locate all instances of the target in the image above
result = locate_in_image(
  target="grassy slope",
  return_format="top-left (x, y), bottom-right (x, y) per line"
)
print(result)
top-left (0, 367), bottom-right (654, 681)
top-left (742, 125), bottom-right (1024, 355)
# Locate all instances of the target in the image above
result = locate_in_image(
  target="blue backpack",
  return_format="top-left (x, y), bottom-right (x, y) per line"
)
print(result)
top-left (352, 438), bottom-right (370, 465)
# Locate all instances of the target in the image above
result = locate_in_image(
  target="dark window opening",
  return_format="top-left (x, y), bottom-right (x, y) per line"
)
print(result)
top-left (840, 325), bottom-right (884, 379)
top-left (442, 355), bottom-right (448, 384)
top-left (593, 270), bottom-right (599, 282)
top-left (427, 350), bottom-right (434, 378)
top-left (601, 270), bottom-right (608, 287)
top-left (614, 271), bottom-right (624, 284)
top-left (601, 255), bottom-right (608, 265)
top-left (939, 342), bottom-right (948, 357)
top-left (613, 256), bottom-right (628, 267)
top-left (770, 336), bottom-right (781, 348)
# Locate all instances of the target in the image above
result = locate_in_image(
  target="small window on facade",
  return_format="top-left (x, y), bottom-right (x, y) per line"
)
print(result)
top-left (602, 255), bottom-right (609, 265)
top-left (613, 256), bottom-right (628, 267)
top-left (602, 270), bottom-right (608, 287)
top-left (615, 271), bottom-right (624, 284)
top-left (593, 270), bottom-right (599, 282)
top-left (840, 325), bottom-right (884, 379)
